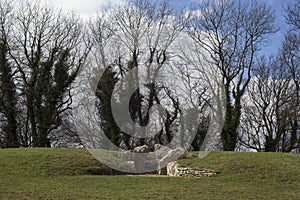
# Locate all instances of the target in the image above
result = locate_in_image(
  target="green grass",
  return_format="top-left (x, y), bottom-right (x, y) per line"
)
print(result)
top-left (0, 148), bottom-right (299, 199)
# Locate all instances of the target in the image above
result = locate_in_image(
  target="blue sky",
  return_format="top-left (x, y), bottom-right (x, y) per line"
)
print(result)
top-left (42, 0), bottom-right (297, 56)
top-left (171, 0), bottom-right (297, 56)
top-left (257, 0), bottom-right (296, 55)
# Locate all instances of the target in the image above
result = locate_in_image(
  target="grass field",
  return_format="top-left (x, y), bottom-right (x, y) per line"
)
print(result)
top-left (0, 148), bottom-right (299, 199)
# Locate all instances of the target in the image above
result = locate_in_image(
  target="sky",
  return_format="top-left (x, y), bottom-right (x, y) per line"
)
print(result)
top-left (38, 0), bottom-right (297, 56)
top-left (258, 0), bottom-right (297, 55)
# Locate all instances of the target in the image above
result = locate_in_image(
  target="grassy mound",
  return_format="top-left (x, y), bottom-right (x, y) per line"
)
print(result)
top-left (0, 148), bottom-right (299, 199)
top-left (0, 148), bottom-right (123, 177)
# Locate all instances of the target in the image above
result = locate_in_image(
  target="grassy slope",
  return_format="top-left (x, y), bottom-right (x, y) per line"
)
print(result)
top-left (0, 148), bottom-right (299, 200)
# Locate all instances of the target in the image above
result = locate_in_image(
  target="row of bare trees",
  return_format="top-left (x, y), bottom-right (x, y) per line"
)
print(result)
top-left (84, 0), bottom-right (290, 152)
top-left (0, 0), bottom-right (89, 147)
top-left (85, 0), bottom-right (187, 150)
top-left (239, 1), bottom-right (300, 152)
top-left (0, 0), bottom-right (299, 152)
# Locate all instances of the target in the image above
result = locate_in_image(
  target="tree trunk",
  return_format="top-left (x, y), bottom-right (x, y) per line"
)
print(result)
top-left (221, 89), bottom-right (242, 151)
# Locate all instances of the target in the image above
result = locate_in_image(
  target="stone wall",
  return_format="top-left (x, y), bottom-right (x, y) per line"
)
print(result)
top-left (167, 161), bottom-right (216, 178)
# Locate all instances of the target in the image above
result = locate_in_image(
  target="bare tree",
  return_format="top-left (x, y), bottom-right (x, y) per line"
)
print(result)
top-left (239, 56), bottom-right (299, 152)
top-left (187, 0), bottom-right (277, 150)
top-left (88, 0), bottom-right (187, 150)
top-left (8, 1), bottom-right (90, 147)
top-left (282, 0), bottom-right (300, 152)
top-left (286, 0), bottom-right (300, 30)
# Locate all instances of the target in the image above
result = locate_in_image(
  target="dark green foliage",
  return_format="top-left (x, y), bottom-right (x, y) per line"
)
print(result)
top-left (191, 116), bottom-right (210, 151)
top-left (0, 39), bottom-right (18, 147)
top-left (221, 93), bottom-right (242, 151)
top-left (96, 66), bottom-right (121, 147)
top-left (29, 49), bottom-right (81, 147)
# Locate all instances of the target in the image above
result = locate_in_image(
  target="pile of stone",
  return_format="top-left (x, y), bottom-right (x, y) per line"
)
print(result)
top-left (176, 167), bottom-right (216, 177)
top-left (167, 161), bottom-right (216, 178)
top-left (121, 144), bottom-right (216, 177)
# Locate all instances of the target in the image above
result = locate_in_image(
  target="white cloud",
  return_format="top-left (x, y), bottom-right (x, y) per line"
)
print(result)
top-left (37, 0), bottom-right (123, 18)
